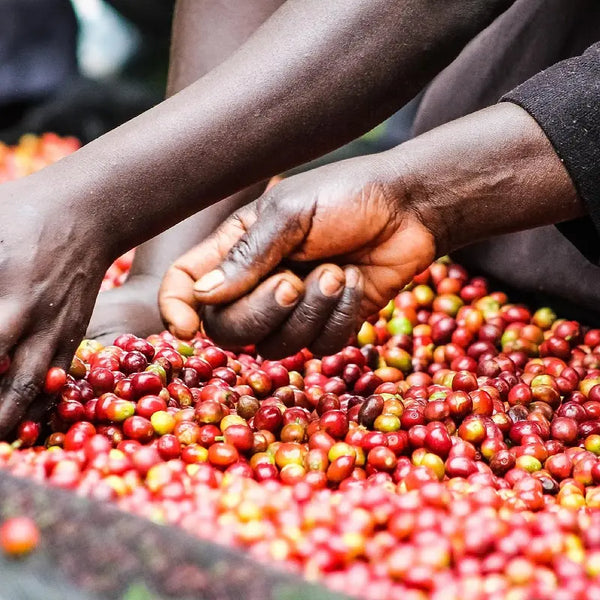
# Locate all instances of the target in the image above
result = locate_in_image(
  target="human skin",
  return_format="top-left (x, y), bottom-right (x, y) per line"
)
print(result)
top-left (86, 0), bottom-right (283, 345)
top-left (0, 0), bottom-right (511, 434)
top-left (160, 102), bottom-right (583, 357)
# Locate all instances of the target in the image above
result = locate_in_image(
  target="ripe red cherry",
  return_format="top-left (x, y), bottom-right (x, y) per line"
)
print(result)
top-left (136, 395), bottom-right (167, 419)
top-left (132, 445), bottom-right (162, 475)
top-left (16, 421), bottom-right (41, 448)
top-left (367, 446), bottom-right (397, 471)
top-left (452, 371), bottom-right (478, 392)
top-left (199, 346), bottom-right (228, 369)
top-left (57, 400), bottom-right (85, 423)
top-left (124, 338), bottom-right (155, 360)
top-left (0, 517), bottom-right (40, 556)
top-left (507, 383), bottom-right (532, 407)
top-left (44, 367), bottom-right (67, 394)
top-left (246, 370), bottom-right (272, 397)
top-left (320, 354), bottom-right (345, 377)
top-left (123, 416), bottom-right (154, 443)
top-left (470, 389), bottom-right (494, 416)
top-left (83, 434), bottom-right (112, 461)
top-left (207, 442), bottom-right (239, 468)
top-left (120, 351), bottom-right (148, 375)
top-left (222, 424), bottom-right (254, 453)
top-left (424, 427), bottom-right (452, 458)
top-left (446, 391), bottom-right (472, 420)
top-left (156, 434), bottom-right (181, 460)
top-left (550, 417), bottom-right (578, 444)
top-left (319, 410), bottom-right (349, 439)
top-left (154, 347), bottom-right (184, 375)
top-left (64, 423), bottom-right (96, 451)
top-left (130, 372), bottom-right (163, 399)
top-left (184, 356), bottom-right (213, 381)
top-left (253, 405), bottom-right (283, 433)
top-left (198, 425), bottom-right (221, 448)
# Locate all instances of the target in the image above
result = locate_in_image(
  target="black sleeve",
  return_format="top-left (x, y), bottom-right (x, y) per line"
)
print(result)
top-left (501, 41), bottom-right (600, 265)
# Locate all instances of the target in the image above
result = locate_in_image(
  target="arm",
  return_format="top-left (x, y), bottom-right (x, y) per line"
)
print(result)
top-left (87, 0), bottom-right (283, 344)
top-left (0, 0), bottom-right (511, 434)
top-left (134, 0), bottom-right (286, 277)
top-left (161, 102), bottom-right (582, 357)
top-left (41, 0), bottom-right (514, 253)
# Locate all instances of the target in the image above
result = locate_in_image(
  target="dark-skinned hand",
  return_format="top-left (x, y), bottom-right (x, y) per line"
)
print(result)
top-left (86, 275), bottom-right (164, 347)
top-left (159, 156), bottom-right (436, 358)
top-left (0, 174), bottom-right (110, 436)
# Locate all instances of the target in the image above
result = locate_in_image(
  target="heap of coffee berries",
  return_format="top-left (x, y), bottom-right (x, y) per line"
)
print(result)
top-left (1, 258), bottom-right (600, 599)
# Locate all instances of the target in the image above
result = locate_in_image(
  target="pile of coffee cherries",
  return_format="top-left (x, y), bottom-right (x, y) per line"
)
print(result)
top-left (0, 133), bottom-right (134, 289)
top-left (0, 133), bottom-right (80, 182)
top-left (1, 259), bottom-right (600, 599)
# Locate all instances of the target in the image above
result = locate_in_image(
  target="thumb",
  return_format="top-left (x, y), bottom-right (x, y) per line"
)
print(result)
top-left (159, 261), bottom-right (202, 339)
top-left (193, 193), bottom-right (312, 305)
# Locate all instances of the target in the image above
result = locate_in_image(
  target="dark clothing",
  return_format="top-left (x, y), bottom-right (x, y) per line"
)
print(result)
top-left (0, 0), bottom-right (168, 144)
top-left (504, 43), bottom-right (600, 264)
top-left (0, 0), bottom-right (78, 108)
top-left (413, 0), bottom-right (600, 324)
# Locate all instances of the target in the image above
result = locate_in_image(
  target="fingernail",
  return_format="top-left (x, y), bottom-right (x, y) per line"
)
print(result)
top-left (319, 269), bottom-right (344, 297)
top-left (345, 267), bottom-right (361, 289)
top-left (194, 269), bottom-right (224, 294)
top-left (275, 280), bottom-right (300, 307)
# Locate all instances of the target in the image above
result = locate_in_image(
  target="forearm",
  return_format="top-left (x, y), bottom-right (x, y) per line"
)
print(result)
top-left (130, 0), bottom-right (283, 279)
top-left (42, 0), bottom-right (511, 261)
top-left (392, 102), bottom-right (584, 255)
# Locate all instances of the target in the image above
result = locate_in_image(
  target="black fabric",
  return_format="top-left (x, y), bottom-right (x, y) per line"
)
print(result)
top-left (411, 0), bottom-right (600, 322)
top-left (0, 0), bottom-right (78, 106)
top-left (502, 43), bottom-right (600, 263)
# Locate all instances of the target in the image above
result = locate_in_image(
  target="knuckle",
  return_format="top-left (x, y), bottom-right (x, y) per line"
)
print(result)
top-left (327, 298), bottom-right (360, 331)
top-left (227, 236), bottom-right (255, 269)
top-left (8, 376), bottom-right (41, 405)
top-left (292, 301), bottom-right (329, 328)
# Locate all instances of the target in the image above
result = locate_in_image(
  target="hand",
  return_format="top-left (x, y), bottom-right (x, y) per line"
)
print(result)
top-left (0, 175), bottom-right (110, 436)
top-left (159, 155), bottom-right (436, 357)
top-left (86, 275), bottom-right (165, 347)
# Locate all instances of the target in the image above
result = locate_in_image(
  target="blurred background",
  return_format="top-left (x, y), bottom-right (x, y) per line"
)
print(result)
top-left (0, 0), bottom-right (174, 144)
top-left (0, 0), bottom-right (417, 156)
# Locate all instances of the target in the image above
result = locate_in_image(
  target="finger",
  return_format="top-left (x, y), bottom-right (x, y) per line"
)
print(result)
top-left (265, 175), bottom-right (283, 191)
top-left (159, 263), bottom-right (201, 339)
top-left (182, 203), bottom-right (260, 282)
top-left (159, 204), bottom-right (262, 337)
top-left (202, 272), bottom-right (304, 348)
top-left (0, 334), bottom-right (55, 438)
top-left (52, 338), bottom-right (82, 375)
top-left (256, 264), bottom-right (346, 359)
top-left (194, 193), bottom-right (312, 305)
top-left (22, 337), bottom-right (82, 427)
top-left (309, 266), bottom-right (364, 356)
top-left (0, 300), bottom-right (28, 358)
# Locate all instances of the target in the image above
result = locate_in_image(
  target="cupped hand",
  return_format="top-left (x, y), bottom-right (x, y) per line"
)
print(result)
top-left (0, 175), bottom-right (111, 436)
top-left (159, 154), bottom-right (436, 357)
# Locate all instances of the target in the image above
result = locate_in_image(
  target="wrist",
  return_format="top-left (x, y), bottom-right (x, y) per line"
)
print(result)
top-left (7, 170), bottom-right (116, 270)
top-left (376, 146), bottom-right (452, 259)
top-left (383, 103), bottom-right (584, 256)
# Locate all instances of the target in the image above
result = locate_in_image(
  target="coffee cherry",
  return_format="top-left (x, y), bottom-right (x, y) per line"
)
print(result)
top-left (0, 517), bottom-right (40, 557)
